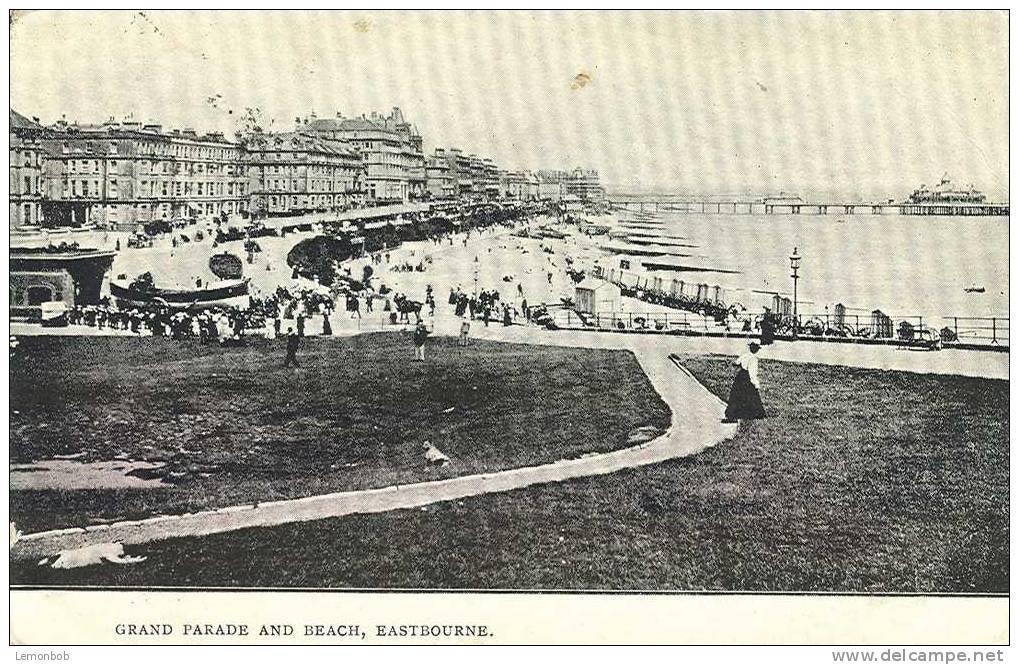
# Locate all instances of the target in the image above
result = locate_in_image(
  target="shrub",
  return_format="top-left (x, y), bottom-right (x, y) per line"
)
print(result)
top-left (209, 253), bottom-right (244, 280)
top-left (287, 235), bottom-right (354, 287)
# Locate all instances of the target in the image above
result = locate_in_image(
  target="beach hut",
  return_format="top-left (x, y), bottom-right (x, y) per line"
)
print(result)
top-left (575, 278), bottom-right (621, 315)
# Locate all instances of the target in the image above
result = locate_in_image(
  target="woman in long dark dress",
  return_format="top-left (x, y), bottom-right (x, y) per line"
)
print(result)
top-left (724, 342), bottom-right (766, 425)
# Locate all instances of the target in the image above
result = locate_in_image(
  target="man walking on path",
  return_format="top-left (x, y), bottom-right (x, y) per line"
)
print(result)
top-left (284, 327), bottom-right (301, 368)
top-left (459, 318), bottom-right (470, 347)
top-left (413, 320), bottom-right (430, 361)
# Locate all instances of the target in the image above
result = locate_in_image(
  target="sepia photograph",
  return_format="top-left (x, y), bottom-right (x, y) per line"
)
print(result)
top-left (6, 8), bottom-right (1010, 647)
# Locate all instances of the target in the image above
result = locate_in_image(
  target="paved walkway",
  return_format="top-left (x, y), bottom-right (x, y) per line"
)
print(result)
top-left (11, 336), bottom-right (735, 561)
top-left (454, 322), bottom-right (1008, 380)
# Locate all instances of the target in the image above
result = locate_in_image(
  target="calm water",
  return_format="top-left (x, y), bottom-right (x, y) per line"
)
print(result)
top-left (639, 212), bottom-right (1008, 320)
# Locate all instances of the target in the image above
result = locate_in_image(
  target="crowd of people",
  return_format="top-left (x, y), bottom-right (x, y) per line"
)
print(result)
top-left (448, 286), bottom-right (522, 328)
top-left (67, 302), bottom-right (251, 343)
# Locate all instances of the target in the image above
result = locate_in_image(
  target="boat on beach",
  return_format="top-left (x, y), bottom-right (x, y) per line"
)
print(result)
top-left (111, 278), bottom-right (250, 310)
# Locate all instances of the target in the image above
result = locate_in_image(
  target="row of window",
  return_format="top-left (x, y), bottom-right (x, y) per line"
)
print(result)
top-left (61, 141), bottom-right (240, 161)
top-left (65, 159), bottom-right (247, 177)
top-left (11, 175), bottom-right (42, 196)
top-left (255, 178), bottom-right (357, 193)
top-left (11, 149), bottom-right (43, 168)
top-left (265, 194), bottom-right (351, 208)
top-left (254, 164), bottom-right (360, 175)
top-left (59, 178), bottom-right (248, 199)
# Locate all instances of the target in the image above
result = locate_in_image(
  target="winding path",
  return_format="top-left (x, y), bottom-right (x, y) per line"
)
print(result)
top-left (11, 332), bottom-right (735, 562)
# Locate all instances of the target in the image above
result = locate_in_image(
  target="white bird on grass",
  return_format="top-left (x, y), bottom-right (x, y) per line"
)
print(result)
top-left (422, 441), bottom-right (450, 467)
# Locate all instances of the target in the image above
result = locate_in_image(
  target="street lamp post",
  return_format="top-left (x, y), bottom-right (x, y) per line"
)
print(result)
top-left (789, 247), bottom-right (801, 338)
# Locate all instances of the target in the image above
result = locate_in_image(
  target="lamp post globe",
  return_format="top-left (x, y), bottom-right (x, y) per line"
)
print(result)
top-left (789, 247), bottom-right (802, 338)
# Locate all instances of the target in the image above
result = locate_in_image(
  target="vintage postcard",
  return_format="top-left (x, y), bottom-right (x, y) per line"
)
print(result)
top-left (7, 9), bottom-right (1010, 648)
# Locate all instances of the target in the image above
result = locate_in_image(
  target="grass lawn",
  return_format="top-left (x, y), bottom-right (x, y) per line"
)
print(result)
top-left (9, 334), bottom-right (669, 533)
top-left (12, 355), bottom-right (1007, 593)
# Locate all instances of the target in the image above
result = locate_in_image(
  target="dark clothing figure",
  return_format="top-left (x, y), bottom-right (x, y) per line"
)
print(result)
top-left (760, 313), bottom-right (776, 346)
top-left (296, 314), bottom-right (306, 337)
top-left (284, 332), bottom-right (301, 368)
top-left (724, 347), bottom-right (766, 422)
top-left (413, 322), bottom-right (430, 361)
top-left (274, 317), bottom-right (282, 337)
top-left (322, 312), bottom-right (332, 336)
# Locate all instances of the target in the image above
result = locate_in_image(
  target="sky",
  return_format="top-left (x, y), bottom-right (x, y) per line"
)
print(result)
top-left (9, 10), bottom-right (1009, 199)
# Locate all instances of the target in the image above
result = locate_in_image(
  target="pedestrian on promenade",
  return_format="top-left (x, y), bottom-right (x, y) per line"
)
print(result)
top-left (322, 311), bottom-right (332, 336)
top-left (296, 312), bottom-right (306, 337)
top-left (759, 309), bottom-right (776, 345)
top-left (413, 320), bottom-right (430, 361)
top-left (723, 342), bottom-right (766, 428)
top-left (284, 327), bottom-right (301, 368)
top-left (459, 318), bottom-right (470, 346)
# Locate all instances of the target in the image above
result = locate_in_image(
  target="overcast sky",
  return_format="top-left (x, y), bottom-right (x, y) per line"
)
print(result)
top-left (10, 10), bottom-right (1008, 199)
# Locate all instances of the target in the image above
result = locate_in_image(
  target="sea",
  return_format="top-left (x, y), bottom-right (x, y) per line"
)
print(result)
top-left (613, 212), bottom-right (1008, 322)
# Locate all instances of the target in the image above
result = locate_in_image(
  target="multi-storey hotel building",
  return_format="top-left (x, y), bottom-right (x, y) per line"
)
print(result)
top-left (40, 120), bottom-right (249, 229)
top-left (244, 131), bottom-right (365, 216)
top-left (299, 107), bottom-right (425, 203)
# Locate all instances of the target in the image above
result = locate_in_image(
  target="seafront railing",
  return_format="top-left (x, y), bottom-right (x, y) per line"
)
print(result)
top-left (548, 309), bottom-right (1008, 351)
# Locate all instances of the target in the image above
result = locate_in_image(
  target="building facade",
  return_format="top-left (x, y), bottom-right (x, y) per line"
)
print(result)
top-left (244, 131), bottom-right (365, 216)
top-left (10, 110), bottom-right (45, 229)
top-left (40, 120), bottom-right (249, 229)
top-left (565, 168), bottom-right (605, 200)
top-left (299, 107), bottom-right (425, 203)
top-left (425, 148), bottom-right (455, 199)
top-left (10, 247), bottom-right (116, 320)
top-left (535, 168), bottom-right (605, 201)
top-left (500, 170), bottom-right (539, 200)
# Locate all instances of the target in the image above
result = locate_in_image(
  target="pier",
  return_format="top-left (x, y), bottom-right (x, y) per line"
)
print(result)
top-left (608, 197), bottom-right (1009, 217)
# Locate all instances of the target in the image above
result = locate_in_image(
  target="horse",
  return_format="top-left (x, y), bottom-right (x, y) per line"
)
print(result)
top-left (393, 294), bottom-right (424, 323)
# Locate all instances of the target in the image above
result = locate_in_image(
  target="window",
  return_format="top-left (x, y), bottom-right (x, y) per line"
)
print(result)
top-left (23, 176), bottom-right (31, 194)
